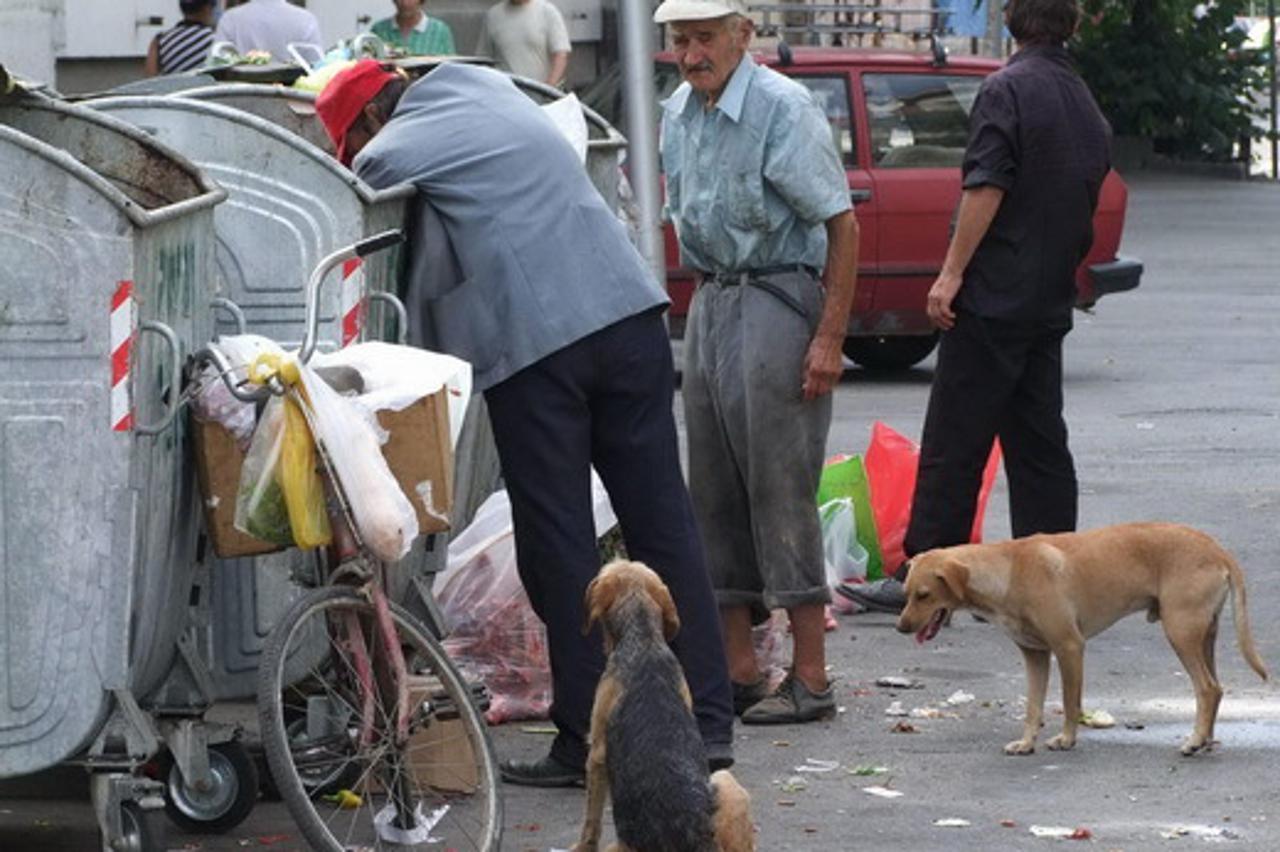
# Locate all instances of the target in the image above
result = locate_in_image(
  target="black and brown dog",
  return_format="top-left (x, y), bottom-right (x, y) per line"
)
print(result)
top-left (572, 560), bottom-right (754, 852)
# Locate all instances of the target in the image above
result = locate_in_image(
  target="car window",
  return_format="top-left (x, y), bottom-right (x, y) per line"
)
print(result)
top-left (791, 75), bottom-right (856, 169)
top-left (862, 73), bottom-right (983, 169)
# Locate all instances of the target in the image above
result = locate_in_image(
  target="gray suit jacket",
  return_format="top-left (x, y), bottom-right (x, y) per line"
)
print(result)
top-left (355, 63), bottom-right (668, 390)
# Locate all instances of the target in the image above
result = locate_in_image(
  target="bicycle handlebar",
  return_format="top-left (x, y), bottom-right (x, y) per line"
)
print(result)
top-left (298, 230), bottom-right (404, 365)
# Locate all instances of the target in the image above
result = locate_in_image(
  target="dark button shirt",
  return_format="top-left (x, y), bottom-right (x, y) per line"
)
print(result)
top-left (958, 44), bottom-right (1111, 324)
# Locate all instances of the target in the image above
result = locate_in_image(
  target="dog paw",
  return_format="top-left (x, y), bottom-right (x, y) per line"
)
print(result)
top-left (1180, 737), bottom-right (1217, 757)
top-left (1046, 734), bottom-right (1076, 751)
top-left (1003, 739), bottom-right (1036, 755)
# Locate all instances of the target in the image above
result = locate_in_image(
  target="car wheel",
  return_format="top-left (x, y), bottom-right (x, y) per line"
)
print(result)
top-left (843, 334), bottom-right (939, 372)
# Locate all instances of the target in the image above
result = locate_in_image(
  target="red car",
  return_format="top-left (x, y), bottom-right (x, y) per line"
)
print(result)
top-left (582, 47), bottom-right (1142, 370)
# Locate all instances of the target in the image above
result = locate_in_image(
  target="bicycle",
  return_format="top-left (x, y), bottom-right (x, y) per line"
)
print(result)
top-left (195, 232), bottom-right (502, 851)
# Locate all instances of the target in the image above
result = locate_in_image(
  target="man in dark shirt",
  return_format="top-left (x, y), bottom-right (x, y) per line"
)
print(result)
top-left (842, 0), bottom-right (1111, 613)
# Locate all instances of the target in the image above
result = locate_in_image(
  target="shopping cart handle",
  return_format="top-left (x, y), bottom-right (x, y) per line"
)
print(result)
top-left (354, 230), bottom-right (404, 259)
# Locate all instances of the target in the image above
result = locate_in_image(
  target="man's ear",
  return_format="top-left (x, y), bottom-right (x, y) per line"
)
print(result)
top-left (361, 101), bottom-right (385, 134)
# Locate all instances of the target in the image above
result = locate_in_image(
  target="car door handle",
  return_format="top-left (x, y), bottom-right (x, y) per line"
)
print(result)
top-left (850, 188), bottom-right (872, 204)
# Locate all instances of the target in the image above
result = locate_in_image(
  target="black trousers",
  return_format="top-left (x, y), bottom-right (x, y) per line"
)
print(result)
top-left (485, 309), bottom-right (733, 768)
top-left (903, 310), bottom-right (1078, 563)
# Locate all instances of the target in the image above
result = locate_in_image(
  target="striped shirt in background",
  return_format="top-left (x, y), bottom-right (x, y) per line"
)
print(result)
top-left (156, 20), bottom-right (214, 74)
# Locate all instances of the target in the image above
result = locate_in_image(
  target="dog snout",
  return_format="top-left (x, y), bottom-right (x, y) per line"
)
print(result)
top-left (895, 613), bottom-right (914, 634)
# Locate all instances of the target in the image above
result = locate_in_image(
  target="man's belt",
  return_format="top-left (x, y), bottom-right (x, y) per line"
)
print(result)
top-left (698, 263), bottom-right (820, 287)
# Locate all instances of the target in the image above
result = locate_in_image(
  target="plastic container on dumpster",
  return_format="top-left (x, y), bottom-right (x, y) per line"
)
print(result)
top-left (0, 97), bottom-right (224, 849)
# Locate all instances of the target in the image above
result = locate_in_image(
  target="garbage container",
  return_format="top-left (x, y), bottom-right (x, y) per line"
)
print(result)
top-left (83, 95), bottom-right (415, 702)
top-left (176, 83), bottom-right (334, 156)
top-left (86, 95), bottom-right (413, 349)
top-left (0, 97), bottom-right (224, 847)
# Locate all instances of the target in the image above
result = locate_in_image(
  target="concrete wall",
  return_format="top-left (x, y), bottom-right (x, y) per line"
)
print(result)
top-left (0, 0), bottom-right (65, 86)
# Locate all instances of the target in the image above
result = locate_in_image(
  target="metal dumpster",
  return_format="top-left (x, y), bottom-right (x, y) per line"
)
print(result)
top-left (0, 97), bottom-right (224, 846)
top-left (86, 96), bottom-right (413, 349)
top-left (175, 83), bottom-right (334, 156)
top-left (82, 95), bottom-right (415, 703)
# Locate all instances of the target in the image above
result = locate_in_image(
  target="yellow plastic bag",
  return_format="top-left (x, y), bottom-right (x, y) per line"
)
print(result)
top-left (278, 392), bottom-right (332, 549)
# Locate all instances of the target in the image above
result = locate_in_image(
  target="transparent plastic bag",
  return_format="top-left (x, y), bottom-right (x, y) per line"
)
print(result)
top-left (234, 396), bottom-right (294, 546)
top-left (820, 497), bottom-right (869, 587)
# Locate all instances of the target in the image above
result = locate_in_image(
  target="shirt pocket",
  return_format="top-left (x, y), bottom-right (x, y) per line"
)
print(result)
top-left (725, 169), bottom-right (769, 231)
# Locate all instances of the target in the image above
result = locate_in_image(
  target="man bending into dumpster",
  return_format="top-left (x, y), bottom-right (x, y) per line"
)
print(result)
top-left (315, 59), bottom-right (735, 786)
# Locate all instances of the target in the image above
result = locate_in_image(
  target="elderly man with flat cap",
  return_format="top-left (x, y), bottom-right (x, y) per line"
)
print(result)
top-left (315, 59), bottom-right (735, 786)
top-left (655, 0), bottom-right (860, 723)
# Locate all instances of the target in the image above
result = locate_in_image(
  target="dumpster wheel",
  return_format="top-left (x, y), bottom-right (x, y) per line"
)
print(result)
top-left (162, 740), bottom-right (259, 834)
top-left (120, 800), bottom-right (167, 852)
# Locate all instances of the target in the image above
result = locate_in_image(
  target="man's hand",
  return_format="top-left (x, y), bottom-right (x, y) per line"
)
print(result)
top-left (927, 269), bottom-right (963, 330)
top-left (802, 332), bottom-right (844, 400)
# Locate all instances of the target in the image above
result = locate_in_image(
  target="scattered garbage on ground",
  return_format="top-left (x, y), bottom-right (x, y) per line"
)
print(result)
top-left (1159, 824), bottom-right (1240, 841)
top-left (933, 818), bottom-right (971, 827)
top-left (1029, 825), bottom-right (1093, 840)
top-left (1079, 709), bottom-right (1117, 728)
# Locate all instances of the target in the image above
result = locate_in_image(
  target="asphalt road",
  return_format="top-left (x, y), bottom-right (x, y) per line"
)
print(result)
top-left (3, 172), bottom-right (1278, 851)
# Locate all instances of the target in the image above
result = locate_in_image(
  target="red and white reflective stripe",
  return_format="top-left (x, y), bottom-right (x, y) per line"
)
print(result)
top-left (340, 258), bottom-right (366, 348)
top-left (110, 280), bottom-right (136, 432)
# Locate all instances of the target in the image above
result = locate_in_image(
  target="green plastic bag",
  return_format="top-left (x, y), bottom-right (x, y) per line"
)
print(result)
top-left (817, 454), bottom-right (884, 580)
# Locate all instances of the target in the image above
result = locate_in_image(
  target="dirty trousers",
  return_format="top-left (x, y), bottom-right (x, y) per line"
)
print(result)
top-left (905, 310), bottom-right (1077, 559)
top-left (484, 309), bottom-right (733, 769)
top-left (683, 270), bottom-right (832, 612)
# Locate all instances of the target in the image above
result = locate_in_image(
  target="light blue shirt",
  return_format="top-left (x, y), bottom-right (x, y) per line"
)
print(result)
top-left (355, 63), bottom-right (667, 390)
top-left (660, 53), bottom-right (851, 274)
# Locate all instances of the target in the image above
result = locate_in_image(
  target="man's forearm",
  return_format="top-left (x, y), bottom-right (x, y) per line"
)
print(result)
top-left (815, 209), bottom-right (860, 341)
top-left (942, 185), bottom-right (1004, 277)
top-left (547, 51), bottom-right (570, 86)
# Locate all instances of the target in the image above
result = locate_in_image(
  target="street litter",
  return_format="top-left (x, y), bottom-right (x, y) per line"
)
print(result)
top-left (1079, 709), bottom-right (1116, 728)
top-left (779, 776), bottom-right (809, 792)
top-left (884, 701), bottom-right (909, 716)
top-left (520, 726), bottom-right (559, 735)
top-left (772, 740), bottom-right (792, 747)
top-left (890, 721), bottom-right (920, 733)
top-left (863, 786), bottom-right (904, 799)
top-left (934, 818), bottom-right (971, 827)
top-left (910, 706), bottom-right (958, 719)
top-left (1029, 825), bottom-right (1093, 840)
top-left (848, 765), bottom-right (890, 776)
top-left (1158, 824), bottom-right (1240, 841)
top-left (946, 690), bottom-right (976, 705)
top-left (876, 675), bottom-right (924, 689)
top-left (795, 758), bottom-right (841, 773)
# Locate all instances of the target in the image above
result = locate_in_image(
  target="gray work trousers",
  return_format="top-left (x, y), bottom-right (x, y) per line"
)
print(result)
top-left (683, 269), bottom-right (833, 612)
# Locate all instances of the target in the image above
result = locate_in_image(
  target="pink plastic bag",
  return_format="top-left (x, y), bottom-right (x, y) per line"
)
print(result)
top-left (864, 421), bottom-right (1001, 574)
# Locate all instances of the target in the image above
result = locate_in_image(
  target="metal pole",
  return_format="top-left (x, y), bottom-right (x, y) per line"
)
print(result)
top-left (1270, 0), bottom-right (1277, 179)
top-left (618, 0), bottom-right (667, 286)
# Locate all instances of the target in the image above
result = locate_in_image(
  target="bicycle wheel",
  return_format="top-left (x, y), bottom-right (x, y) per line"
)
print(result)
top-left (258, 585), bottom-right (501, 851)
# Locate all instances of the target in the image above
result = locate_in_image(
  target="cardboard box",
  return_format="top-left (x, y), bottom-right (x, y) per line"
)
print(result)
top-left (402, 674), bottom-right (479, 794)
top-left (193, 389), bottom-right (454, 558)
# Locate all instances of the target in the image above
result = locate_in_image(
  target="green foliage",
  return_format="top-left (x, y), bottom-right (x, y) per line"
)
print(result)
top-left (1070, 0), bottom-right (1268, 161)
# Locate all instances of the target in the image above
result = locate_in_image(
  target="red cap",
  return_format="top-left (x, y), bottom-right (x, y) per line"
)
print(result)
top-left (316, 59), bottom-right (401, 166)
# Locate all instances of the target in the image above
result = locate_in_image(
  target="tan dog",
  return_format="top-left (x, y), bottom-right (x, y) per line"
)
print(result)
top-left (896, 523), bottom-right (1268, 756)
top-left (573, 560), bottom-right (754, 852)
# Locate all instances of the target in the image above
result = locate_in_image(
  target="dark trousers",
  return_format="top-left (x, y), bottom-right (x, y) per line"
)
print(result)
top-left (485, 309), bottom-right (734, 768)
top-left (903, 311), bottom-right (1078, 564)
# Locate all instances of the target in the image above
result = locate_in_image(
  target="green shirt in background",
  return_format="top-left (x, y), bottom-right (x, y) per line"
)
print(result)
top-left (370, 14), bottom-right (456, 55)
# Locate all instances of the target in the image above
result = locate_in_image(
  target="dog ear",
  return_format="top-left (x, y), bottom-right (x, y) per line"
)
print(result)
top-left (936, 558), bottom-right (969, 604)
top-left (583, 574), bottom-right (607, 635)
top-left (644, 572), bottom-right (682, 641)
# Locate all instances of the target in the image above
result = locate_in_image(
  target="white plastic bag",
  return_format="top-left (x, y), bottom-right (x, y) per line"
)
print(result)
top-left (821, 497), bottom-right (869, 587)
top-left (194, 334), bottom-right (287, 450)
top-left (539, 92), bottom-right (588, 165)
top-left (295, 362), bottom-right (419, 563)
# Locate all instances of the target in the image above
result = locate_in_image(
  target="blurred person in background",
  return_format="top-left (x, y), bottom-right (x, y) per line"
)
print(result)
top-left (145, 0), bottom-right (216, 76)
top-left (213, 0), bottom-right (323, 62)
top-left (474, 0), bottom-right (571, 86)
top-left (369, 0), bottom-right (456, 56)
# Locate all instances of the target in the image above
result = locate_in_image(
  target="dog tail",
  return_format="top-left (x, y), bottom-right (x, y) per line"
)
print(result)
top-left (1226, 558), bottom-right (1269, 681)
top-left (710, 769), bottom-right (755, 851)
